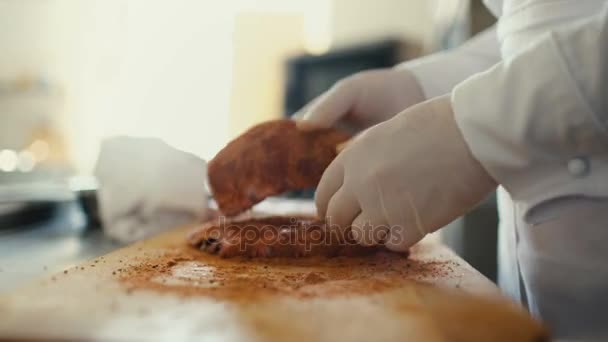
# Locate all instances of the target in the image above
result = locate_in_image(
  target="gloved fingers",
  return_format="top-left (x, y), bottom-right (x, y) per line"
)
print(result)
top-left (315, 157), bottom-right (345, 218)
top-left (325, 187), bottom-right (360, 232)
top-left (296, 78), bottom-right (359, 131)
top-left (384, 221), bottom-right (425, 253)
top-left (350, 211), bottom-right (389, 247)
top-left (384, 190), bottom-right (431, 252)
top-left (291, 95), bottom-right (322, 121)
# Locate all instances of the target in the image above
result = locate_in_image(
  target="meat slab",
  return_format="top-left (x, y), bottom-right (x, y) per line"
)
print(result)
top-left (188, 216), bottom-right (385, 258)
top-left (207, 119), bottom-right (350, 216)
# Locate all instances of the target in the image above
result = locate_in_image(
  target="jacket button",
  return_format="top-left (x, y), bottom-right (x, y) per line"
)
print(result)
top-left (568, 157), bottom-right (589, 177)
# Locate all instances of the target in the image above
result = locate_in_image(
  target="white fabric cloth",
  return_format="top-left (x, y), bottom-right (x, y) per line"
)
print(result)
top-left (491, 0), bottom-right (607, 57)
top-left (405, 0), bottom-right (608, 339)
top-left (403, 25), bottom-right (501, 98)
top-left (94, 136), bottom-right (209, 243)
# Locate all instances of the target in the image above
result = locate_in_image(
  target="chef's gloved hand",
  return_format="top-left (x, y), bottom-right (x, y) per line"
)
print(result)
top-left (316, 95), bottom-right (497, 251)
top-left (295, 68), bottom-right (426, 132)
top-left (94, 136), bottom-right (209, 243)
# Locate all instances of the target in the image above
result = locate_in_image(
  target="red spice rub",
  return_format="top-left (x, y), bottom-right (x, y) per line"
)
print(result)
top-left (208, 120), bottom-right (350, 216)
top-left (118, 246), bottom-right (453, 302)
top-left (188, 215), bottom-right (386, 258)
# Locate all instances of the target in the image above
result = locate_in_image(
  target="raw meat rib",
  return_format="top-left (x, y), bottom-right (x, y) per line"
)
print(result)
top-left (208, 119), bottom-right (350, 216)
top-left (188, 216), bottom-right (386, 258)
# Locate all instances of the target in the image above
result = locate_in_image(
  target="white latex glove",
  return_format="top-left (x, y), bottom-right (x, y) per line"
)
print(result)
top-left (94, 136), bottom-right (209, 243)
top-left (316, 95), bottom-right (497, 251)
top-left (295, 68), bottom-right (426, 132)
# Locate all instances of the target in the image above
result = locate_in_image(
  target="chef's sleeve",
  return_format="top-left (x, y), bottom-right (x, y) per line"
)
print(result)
top-left (452, 4), bottom-right (608, 212)
top-left (400, 25), bottom-right (502, 98)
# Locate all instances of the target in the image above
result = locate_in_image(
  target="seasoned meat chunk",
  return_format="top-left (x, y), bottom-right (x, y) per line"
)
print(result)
top-left (188, 216), bottom-right (386, 258)
top-left (208, 120), bottom-right (350, 216)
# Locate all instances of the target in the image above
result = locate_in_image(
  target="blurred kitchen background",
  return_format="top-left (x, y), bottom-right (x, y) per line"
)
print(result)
top-left (0, 0), bottom-right (496, 289)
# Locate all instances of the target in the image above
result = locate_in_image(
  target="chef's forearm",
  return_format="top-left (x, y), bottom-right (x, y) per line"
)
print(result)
top-left (397, 26), bottom-right (501, 99)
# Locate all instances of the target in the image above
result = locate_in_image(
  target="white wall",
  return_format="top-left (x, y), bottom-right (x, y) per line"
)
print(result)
top-left (226, 0), bottom-right (437, 137)
top-left (0, 0), bottom-right (437, 172)
top-left (1, 0), bottom-right (236, 171)
top-left (0, 1), bottom-right (53, 79)
top-left (330, 0), bottom-right (434, 49)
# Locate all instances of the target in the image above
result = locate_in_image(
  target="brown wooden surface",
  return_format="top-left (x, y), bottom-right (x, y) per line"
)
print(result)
top-left (0, 204), bottom-right (548, 341)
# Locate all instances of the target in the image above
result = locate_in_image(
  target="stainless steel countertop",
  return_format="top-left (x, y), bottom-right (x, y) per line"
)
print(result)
top-left (0, 202), bottom-right (122, 292)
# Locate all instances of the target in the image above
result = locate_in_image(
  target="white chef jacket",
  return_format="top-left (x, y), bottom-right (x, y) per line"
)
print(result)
top-left (404, 0), bottom-right (608, 339)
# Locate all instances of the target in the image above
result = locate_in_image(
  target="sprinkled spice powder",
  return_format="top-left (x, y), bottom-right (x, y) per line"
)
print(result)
top-left (118, 244), bottom-right (460, 302)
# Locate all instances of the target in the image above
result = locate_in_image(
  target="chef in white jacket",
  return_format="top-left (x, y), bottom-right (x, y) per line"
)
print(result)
top-left (296, 0), bottom-right (608, 339)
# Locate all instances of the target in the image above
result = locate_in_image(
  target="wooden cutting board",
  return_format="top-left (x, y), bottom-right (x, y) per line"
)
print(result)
top-left (0, 223), bottom-right (548, 342)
